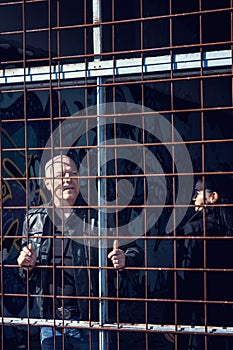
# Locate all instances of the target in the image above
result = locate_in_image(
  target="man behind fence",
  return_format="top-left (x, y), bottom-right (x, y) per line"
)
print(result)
top-left (17, 154), bottom-right (144, 350)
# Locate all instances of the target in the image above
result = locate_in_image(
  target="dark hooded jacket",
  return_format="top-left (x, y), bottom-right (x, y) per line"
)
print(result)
top-left (167, 209), bottom-right (233, 350)
top-left (177, 209), bottom-right (233, 326)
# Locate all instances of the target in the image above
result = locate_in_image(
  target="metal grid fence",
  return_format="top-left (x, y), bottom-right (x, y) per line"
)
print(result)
top-left (0, 1), bottom-right (233, 349)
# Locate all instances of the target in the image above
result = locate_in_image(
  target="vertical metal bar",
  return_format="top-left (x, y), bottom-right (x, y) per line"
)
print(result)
top-left (93, 0), bottom-right (102, 60)
top-left (97, 77), bottom-right (107, 350)
top-left (92, 1), bottom-right (107, 349)
top-left (0, 119), bottom-right (3, 350)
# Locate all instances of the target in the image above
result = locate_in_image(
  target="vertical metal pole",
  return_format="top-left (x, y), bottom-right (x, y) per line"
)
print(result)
top-left (92, 1), bottom-right (107, 349)
top-left (97, 77), bottom-right (107, 350)
top-left (93, 0), bottom-right (102, 60)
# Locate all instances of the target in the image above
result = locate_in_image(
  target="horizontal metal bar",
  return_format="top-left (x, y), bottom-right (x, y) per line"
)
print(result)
top-left (1, 317), bottom-right (233, 335)
top-left (0, 50), bottom-right (232, 85)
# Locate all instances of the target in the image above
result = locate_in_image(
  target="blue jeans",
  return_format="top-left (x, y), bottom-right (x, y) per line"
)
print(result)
top-left (40, 325), bottom-right (99, 350)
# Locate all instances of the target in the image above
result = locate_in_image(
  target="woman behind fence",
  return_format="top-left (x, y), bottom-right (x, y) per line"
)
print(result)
top-left (165, 174), bottom-right (233, 350)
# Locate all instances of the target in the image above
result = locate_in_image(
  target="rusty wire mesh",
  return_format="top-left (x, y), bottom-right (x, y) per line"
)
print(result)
top-left (0, 1), bottom-right (233, 349)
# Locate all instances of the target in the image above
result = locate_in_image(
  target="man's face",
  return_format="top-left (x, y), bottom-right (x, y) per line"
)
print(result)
top-left (45, 156), bottom-right (79, 207)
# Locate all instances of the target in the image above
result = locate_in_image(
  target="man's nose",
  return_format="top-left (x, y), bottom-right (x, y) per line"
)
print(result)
top-left (63, 172), bottom-right (71, 180)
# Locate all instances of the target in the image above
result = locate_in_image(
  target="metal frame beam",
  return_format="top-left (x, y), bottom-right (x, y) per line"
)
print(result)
top-left (0, 50), bottom-right (231, 85)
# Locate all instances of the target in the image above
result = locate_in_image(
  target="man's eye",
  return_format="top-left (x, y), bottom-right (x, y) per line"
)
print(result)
top-left (67, 172), bottom-right (78, 177)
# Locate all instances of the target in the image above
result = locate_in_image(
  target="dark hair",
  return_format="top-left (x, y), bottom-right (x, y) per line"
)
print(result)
top-left (197, 174), bottom-right (233, 236)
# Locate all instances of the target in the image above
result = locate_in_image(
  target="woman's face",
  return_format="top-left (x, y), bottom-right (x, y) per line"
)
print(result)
top-left (192, 180), bottom-right (216, 211)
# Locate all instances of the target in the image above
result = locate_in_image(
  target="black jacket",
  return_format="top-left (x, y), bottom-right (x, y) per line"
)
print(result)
top-left (177, 210), bottom-right (233, 327)
top-left (166, 209), bottom-right (233, 350)
top-left (19, 205), bottom-right (144, 321)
